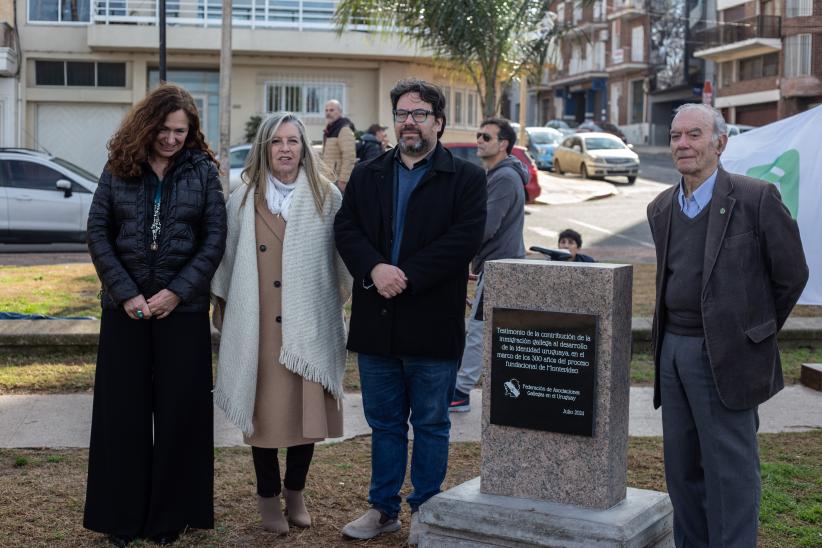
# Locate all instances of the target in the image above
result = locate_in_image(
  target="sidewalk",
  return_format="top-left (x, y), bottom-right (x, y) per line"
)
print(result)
top-left (1, 385), bottom-right (819, 449)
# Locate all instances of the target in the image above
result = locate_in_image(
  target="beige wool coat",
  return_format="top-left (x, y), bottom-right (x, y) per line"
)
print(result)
top-left (244, 197), bottom-right (343, 447)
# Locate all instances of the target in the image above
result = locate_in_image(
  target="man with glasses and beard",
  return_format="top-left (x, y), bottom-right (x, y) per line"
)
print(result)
top-left (335, 78), bottom-right (486, 544)
top-left (450, 118), bottom-right (527, 413)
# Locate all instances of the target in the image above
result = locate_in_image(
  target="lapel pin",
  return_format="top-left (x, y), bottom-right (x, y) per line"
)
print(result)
top-left (720, 208), bottom-right (726, 214)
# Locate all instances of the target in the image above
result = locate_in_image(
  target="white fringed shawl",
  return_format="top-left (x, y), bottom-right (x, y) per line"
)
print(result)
top-left (211, 171), bottom-right (352, 435)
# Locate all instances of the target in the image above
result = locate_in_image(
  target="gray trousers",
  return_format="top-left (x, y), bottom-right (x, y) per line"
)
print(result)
top-left (455, 274), bottom-right (484, 395)
top-left (660, 331), bottom-right (760, 548)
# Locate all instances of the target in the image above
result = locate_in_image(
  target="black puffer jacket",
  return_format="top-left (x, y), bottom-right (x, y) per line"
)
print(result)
top-left (87, 149), bottom-right (227, 313)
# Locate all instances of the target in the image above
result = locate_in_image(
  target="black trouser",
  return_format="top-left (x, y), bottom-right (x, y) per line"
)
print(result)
top-left (83, 309), bottom-right (214, 538)
top-left (252, 444), bottom-right (315, 497)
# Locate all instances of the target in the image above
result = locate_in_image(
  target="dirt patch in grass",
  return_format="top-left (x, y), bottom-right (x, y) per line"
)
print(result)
top-left (2, 432), bottom-right (819, 547)
top-left (0, 263), bottom-right (100, 318)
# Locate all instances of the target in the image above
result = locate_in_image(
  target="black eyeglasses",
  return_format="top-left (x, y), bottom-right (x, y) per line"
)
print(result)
top-left (393, 109), bottom-right (434, 123)
top-left (476, 132), bottom-right (494, 142)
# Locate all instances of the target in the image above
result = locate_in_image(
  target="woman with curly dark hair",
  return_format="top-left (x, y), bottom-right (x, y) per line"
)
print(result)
top-left (82, 83), bottom-right (226, 547)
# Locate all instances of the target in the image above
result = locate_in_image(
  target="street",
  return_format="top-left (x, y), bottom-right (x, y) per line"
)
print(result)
top-left (524, 150), bottom-right (677, 264)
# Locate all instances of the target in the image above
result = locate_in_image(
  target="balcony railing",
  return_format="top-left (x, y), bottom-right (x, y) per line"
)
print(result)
top-left (693, 15), bottom-right (781, 49)
top-left (91, 0), bottom-right (357, 30)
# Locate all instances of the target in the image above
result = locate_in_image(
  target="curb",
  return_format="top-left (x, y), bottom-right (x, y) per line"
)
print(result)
top-left (1, 317), bottom-right (821, 352)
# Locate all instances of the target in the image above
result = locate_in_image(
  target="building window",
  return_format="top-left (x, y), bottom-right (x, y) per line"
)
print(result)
top-left (454, 91), bottom-right (464, 126)
top-left (784, 34), bottom-right (812, 77)
top-left (34, 60), bottom-right (126, 87)
top-left (630, 25), bottom-right (644, 62)
top-left (785, 0), bottom-right (812, 17)
top-left (739, 53), bottom-right (779, 80)
top-left (264, 81), bottom-right (344, 116)
top-left (467, 92), bottom-right (477, 127)
top-left (720, 61), bottom-right (734, 86)
top-left (630, 79), bottom-right (644, 124)
top-left (29, 0), bottom-right (90, 23)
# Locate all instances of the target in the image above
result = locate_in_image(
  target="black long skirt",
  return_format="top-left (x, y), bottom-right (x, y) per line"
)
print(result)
top-left (83, 308), bottom-right (214, 538)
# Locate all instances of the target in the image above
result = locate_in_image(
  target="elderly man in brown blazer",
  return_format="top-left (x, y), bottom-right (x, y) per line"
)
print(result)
top-left (647, 103), bottom-right (808, 548)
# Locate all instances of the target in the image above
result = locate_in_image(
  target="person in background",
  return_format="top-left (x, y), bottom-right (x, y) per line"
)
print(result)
top-left (84, 83), bottom-right (226, 547)
top-left (211, 112), bottom-right (351, 536)
top-left (450, 117), bottom-right (526, 413)
top-left (557, 228), bottom-right (595, 262)
top-left (322, 99), bottom-right (357, 192)
top-left (359, 124), bottom-right (389, 162)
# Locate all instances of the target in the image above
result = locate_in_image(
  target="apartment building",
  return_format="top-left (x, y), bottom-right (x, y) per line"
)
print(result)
top-left (539, 0), bottom-right (701, 145)
top-left (606, 0), bottom-right (651, 144)
top-left (542, 0), bottom-right (610, 125)
top-left (780, 0), bottom-right (822, 116)
top-left (17, 0), bottom-right (480, 174)
top-left (0, 0), bottom-right (19, 149)
top-left (693, 0), bottom-right (820, 124)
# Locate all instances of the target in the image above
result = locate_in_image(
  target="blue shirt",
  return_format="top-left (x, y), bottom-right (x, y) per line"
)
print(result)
top-left (677, 169), bottom-right (718, 219)
top-left (391, 149), bottom-right (433, 265)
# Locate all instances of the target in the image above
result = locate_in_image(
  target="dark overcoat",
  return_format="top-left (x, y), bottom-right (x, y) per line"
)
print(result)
top-left (647, 167), bottom-right (808, 410)
top-left (334, 143), bottom-right (487, 359)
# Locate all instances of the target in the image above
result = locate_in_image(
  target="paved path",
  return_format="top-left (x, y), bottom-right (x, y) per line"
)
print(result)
top-left (1, 386), bottom-right (819, 449)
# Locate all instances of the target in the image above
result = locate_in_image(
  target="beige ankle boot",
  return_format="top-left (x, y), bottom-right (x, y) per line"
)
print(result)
top-left (257, 494), bottom-right (289, 534)
top-left (283, 487), bottom-right (312, 528)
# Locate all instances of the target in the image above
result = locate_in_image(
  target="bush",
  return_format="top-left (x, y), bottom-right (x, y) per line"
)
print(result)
top-left (245, 115), bottom-right (262, 143)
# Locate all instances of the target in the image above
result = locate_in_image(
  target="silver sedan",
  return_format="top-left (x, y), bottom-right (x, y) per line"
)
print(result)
top-left (553, 132), bottom-right (639, 184)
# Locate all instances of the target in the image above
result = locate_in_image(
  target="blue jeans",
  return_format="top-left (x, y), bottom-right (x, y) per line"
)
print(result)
top-left (357, 353), bottom-right (459, 518)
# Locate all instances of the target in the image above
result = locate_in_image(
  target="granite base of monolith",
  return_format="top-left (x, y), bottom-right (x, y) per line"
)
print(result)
top-left (418, 477), bottom-right (673, 548)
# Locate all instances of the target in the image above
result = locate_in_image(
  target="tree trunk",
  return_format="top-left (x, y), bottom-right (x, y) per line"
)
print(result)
top-left (484, 77), bottom-right (497, 118)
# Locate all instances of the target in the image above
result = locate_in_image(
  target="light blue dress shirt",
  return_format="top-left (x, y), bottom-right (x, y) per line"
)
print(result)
top-left (677, 169), bottom-right (718, 219)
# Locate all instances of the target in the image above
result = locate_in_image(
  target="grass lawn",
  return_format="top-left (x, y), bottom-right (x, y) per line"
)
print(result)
top-left (2, 263), bottom-right (819, 320)
top-left (3, 346), bottom-right (820, 394)
top-left (0, 264), bottom-right (100, 318)
top-left (0, 432), bottom-right (819, 547)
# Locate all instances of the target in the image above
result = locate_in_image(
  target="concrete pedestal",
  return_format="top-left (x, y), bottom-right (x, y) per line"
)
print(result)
top-left (419, 477), bottom-right (673, 548)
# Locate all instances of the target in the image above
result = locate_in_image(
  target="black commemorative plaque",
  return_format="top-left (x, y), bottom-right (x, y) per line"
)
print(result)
top-left (489, 308), bottom-right (597, 436)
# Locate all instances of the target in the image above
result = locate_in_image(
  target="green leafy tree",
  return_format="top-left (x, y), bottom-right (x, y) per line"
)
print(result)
top-left (335, 0), bottom-right (558, 117)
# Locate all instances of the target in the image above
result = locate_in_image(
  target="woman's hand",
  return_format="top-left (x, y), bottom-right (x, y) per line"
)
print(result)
top-left (147, 289), bottom-right (181, 319)
top-left (123, 295), bottom-right (152, 320)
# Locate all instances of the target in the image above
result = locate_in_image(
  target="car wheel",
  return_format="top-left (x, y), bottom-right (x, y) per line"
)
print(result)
top-left (627, 175), bottom-right (636, 184)
top-left (581, 164), bottom-right (588, 179)
top-left (554, 159), bottom-right (563, 175)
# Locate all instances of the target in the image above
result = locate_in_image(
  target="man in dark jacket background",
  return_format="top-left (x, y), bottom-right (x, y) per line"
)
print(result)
top-left (647, 103), bottom-right (807, 547)
top-left (359, 123), bottom-right (389, 162)
top-left (335, 78), bottom-right (486, 543)
top-left (450, 117), bottom-right (526, 413)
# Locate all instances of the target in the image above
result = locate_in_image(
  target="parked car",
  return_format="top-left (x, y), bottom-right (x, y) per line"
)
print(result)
top-left (524, 127), bottom-right (563, 171)
top-left (598, 122), bottom-right (628, 143)
top-left (727, 123), bottom-right (756, 137)
top-left (0, 148), bottom-right (99, 243)
top-left (228, 143), bottom-right (251, 192)
top-left (545, 119), bottom-right (576, 136)
top-left (574, 120), bottom-right (602, 133)
top-left (552, 132), bottom-right (639, 184)
top-left (445, 143), bottom-right (541, 203)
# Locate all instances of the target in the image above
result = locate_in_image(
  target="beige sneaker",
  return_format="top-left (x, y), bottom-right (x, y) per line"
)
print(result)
top-left (341, 507), bottom-right (401, 540)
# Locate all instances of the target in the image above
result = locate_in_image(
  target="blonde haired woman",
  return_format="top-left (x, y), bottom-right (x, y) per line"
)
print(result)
top-left (212, 112), bottom-right (351, 534)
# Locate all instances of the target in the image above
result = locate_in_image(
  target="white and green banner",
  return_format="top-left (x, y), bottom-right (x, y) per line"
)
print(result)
top-left (722, 106), bottom-right (822, 305)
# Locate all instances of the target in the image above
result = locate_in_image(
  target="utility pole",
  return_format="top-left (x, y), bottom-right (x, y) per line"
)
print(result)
top-left (159, 0), bottom-right (166, 82)
top-left (218, 0), bottom-right (232, 195)
top-left (518, 74), bottom-right (528, 147)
